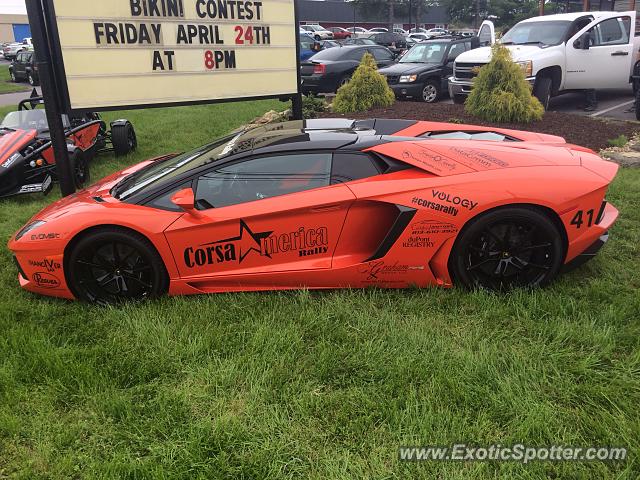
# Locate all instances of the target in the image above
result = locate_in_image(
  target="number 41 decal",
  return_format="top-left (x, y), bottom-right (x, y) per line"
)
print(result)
top-left (570, 209), bottom-right (595, 229)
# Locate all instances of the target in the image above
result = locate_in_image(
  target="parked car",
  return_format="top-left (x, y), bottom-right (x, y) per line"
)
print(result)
top-left (408, 33), bottom-right (430, 42)
top-left (369, 27), bottom-right (389, 33)
top-left (394, 28), bottom-right (409, 35)
top-left (301, 24), bottom-right (334, 40)
top-left (8, 118), bottom-right (620, 303)
top-left (301, 45), bottom-right (396, 94)
top-left (299, 33), bottom-right (322, 61)
top-left (343, 38), bottom-right (377, 46)
top-left (426, 28), bottom-right (448, 37)
top-left (449, 12), bottom-right (639, 108)
top-left (346, 27), bottom-right (369, 38)
top-left (368, 32), bottom-right (408, 55)
top-left (327, 27), bottom-right (352, 39)
top-left (9, 50), bottom-right (39, 86)
top-left (409, 27), bottom-right (429, 34)
top-left (3, 42), bottom-right (27, 61)
top-left (380, 36), bottom-right (480, 103)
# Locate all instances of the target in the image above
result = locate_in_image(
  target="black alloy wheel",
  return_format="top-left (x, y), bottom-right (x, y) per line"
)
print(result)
top-left (67, 229), bottom-right (168, 304)
top-left (450, 207), bottom-right (564, 290)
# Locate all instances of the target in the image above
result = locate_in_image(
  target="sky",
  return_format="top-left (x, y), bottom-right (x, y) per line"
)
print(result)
top-left (1, 0), bottom-right (27, 15)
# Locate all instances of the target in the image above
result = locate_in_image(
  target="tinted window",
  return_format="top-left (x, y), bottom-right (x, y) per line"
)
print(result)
top-left (400, 43), bottom-right (447, 63)
top-left (590, 16), bottom-right (630, 46)
top-left (331, 153), bottom-right (381, 184)
top-left (371, 48), bottom-right (394, 62)
top-left (195, 153), bottom-right (332, 209)
top-left (501, 20), bottom-right (571, 47)
top-left (446, 42), bottom-right (467, 61)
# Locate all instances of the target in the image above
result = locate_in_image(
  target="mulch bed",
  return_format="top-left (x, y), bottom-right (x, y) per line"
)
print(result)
top-left (319, 101), bottom-right (639, 152)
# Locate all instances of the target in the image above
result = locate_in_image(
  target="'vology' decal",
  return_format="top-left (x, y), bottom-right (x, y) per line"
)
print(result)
top-left (431, 189), bottom-right (478, 211)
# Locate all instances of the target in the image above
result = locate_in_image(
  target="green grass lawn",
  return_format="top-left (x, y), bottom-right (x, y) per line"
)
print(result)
top-left (0, 101), bottom-right (639, 479)
top-left (0, 64), bottom-right (30, 95)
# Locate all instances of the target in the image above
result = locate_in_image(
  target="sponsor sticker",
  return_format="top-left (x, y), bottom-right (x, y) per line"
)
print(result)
top-left (32, 272), bottom-right (61, 289)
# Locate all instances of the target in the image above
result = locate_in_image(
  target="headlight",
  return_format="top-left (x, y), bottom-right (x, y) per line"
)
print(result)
top-left (14, 220), bottom-right (46, 241)
top-left (399, 74), bottom-right (418, 83)
top-left (516, 60), bottom-right (533, 77)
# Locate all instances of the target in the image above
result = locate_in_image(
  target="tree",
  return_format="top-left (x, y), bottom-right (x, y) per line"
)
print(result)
top-left (465, 43), bottom-right (543, 123)
top-left (332, 53), bottom-right (395, 113)
top-left (442, 0), bottom-right (538, 28)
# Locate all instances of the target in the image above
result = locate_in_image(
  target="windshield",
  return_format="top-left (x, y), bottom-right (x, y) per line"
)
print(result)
top-left (400, 43), bottom-right (447, 63)
top-left (112, 131), bottom-right (248, 200)
top-left (501, 20), bottom-right (571, 46)
top-left (1, 110), bottom-right (49, 132)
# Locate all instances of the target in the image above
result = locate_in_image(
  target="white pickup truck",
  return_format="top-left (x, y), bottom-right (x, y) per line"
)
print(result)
top-left (448, 11), bottom-right (639, 109)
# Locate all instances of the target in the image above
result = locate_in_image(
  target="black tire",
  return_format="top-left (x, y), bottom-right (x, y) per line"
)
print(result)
top-left (452, 94), bottom-right (466, 105)
top-left (28, 72), bottom-right (38, 86)
top-left (111, 121), bottom-right (137, 156)
top-left (69, 149), bottom-right (90, 189)
top-left (314, 34), bottom-right (321, 41)
top-left (421, 80), bottom-right (440, 103)
top-left (66, 228), bottom-right (169, 304)
top-left (533, 76), bottom-right (552, 110)
top-left (9, 68), bottom-right (16, 82)
top-left (449, 207), bottom-right (564, 291)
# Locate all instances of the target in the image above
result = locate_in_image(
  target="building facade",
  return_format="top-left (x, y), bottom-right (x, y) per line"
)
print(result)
top-left (0, 13), bottom-right (30, 44)
top-left (298, 0), bottom-right (449, 30)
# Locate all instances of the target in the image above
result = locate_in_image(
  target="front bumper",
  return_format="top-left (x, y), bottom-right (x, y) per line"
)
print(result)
top-left (389, 82), bottom-right (424, 99)
top-left (448, 75), bottom-right (536, 97)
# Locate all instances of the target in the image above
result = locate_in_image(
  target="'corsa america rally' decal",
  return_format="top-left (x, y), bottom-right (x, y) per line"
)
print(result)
top-left (184, 219), bottom-right (329, 268)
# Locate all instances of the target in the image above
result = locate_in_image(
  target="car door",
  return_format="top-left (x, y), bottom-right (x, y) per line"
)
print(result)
top-left (13, 52), bottom-right (26, 79)
top-left (163, 152), bottom-right (356, 280)
top-left (565, 13), bottom-right (635, 89)
top-left (477, 20), bottom-right (495, 47)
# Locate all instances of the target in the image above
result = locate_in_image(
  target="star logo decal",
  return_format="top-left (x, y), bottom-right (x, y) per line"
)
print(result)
top-left (200, 219), bottom-right (273, 263)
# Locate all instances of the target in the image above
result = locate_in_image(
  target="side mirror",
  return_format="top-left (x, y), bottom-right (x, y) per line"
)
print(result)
top-left (575, 32), bottom-right (591, 50)
top-left (171, 188), bottom-right (200, 216)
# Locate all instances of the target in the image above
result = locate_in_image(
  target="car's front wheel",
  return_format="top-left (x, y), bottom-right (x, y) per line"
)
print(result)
top-left (449, 207), bottom-right (564, 291)
top-left (66, 228), bottom-right (169, 304)
top-left (421, 80), bottom-right (439, 103)
top-left (111, 121), bottom-right (137, 156)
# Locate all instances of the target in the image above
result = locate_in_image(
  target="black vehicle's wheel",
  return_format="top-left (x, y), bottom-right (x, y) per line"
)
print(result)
top-left (66, 229), bottom-right (168, 304)
top-left (449, 207), bottom-right (564, 291)
top-left (533, 76), bottom-right (552, 110)
top-left (635, 90), bottom-right (640, 121)
top-left (421, 80), bottom-right (439, 103)
top-left (452, 94), bottom-right (466, 105)
top-left (9, 68), bottom-right (16, 82)
top-left (69, 149), bottom-right (90, 189)
top-left (111, 121), bottom-right (137, 156)
top-left (314, 34), bottom-right (321, 41)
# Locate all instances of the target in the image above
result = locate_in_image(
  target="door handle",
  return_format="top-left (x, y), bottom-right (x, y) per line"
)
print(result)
top-left (310, 204), bottom-right (342, 212)
top-left (611, 51), bottom-right (629, 56)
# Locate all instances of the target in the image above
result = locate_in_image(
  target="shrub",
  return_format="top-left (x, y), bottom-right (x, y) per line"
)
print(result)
top-left (607, 134), bottom-right (628, 148)
top-left (465, 43), bottom-right (544, 123)
top-left (302, 94), bottom-right (327, 119)
top-left (332, 53), bottom-right (395, 114)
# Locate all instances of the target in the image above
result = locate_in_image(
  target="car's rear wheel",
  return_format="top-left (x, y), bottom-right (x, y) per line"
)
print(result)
top-left (336, 75), bottom-right (350, 92)
top-left (111, 121), bottom-right (137, 156)
top-left (67, 229), bottom-right (168, 304)
top-left (449, 207), bottom-right (564, 291)
top-left (422, 80), bottom-right (439, 103)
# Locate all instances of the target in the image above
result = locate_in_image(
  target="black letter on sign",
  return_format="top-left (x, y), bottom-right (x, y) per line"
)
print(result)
top-left (130, 0), bottom-right (142, 16)
top-left (93, 23), bottom-right (105, 44)
top-left (153, 50), bottom-right (176, 70)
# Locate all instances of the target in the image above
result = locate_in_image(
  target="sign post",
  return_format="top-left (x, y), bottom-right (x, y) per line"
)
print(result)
top-left (25, 0), bottom-right (76, 196)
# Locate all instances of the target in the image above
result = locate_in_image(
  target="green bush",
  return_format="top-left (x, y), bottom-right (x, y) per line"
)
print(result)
top-left (332, 53), bottom-right (395, 114)
top-left (302, 94), bottom-right (327, 119)
top-left (465, 43), bottom-right (544, 123)
top-left (607, 134), bottom-right (628, 148)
